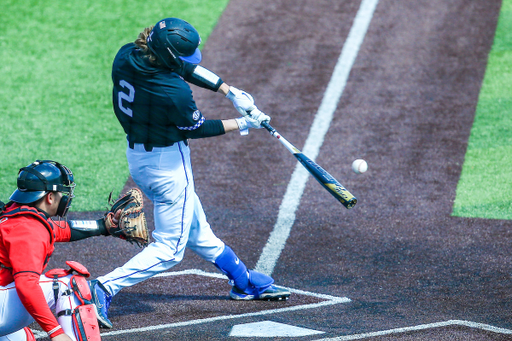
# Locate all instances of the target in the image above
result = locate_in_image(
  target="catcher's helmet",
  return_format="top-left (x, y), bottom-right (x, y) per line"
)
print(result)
top-left (147, 18), bottom-right (202, 69)
top-left (10, 160), bottom-right (76, 216)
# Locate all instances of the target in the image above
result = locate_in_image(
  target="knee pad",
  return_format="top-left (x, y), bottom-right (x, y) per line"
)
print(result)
top-left (45, 261), bottom-right (101, 340)
top-left (213, 245), bottom-right (249, 290)
top-left (45, 260), bottom-right (92, 305)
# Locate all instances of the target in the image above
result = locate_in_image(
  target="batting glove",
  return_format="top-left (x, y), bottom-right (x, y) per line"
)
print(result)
top-left (226, 86), bottom-right (256, 116)
top-left (246, 108), bottom-right (270, 125)
top-left (235, 116), bottom-right (262, 136)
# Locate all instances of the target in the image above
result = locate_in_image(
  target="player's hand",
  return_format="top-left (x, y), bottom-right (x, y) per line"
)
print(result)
top-left (244, 116), bottom-right (263, 129)
top-left (226, 86), bottom-right (256, 115)
top-left (246, 108), bottom-right (270, 126)
top-left (235, 116), bottom-right (264, 135)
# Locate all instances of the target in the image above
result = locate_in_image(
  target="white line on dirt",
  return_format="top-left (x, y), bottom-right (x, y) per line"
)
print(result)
top-left (312, 320), bottom-right (512, 340)
top-left (255, 0), bottom-right (380, 276)
top-left (99, 300), bottom-right (346, 338)
top-left (92, 269), bottom-right (350, 338)
top-left (155, 269), bottom-right (350, 301)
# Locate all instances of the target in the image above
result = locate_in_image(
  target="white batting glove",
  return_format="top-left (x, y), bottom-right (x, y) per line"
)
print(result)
top-left (246, 108), bottom-right (270, 125)
top-left (235, 116), bottom-right (262, 136)
top-left (226, 86), bottom-right (256, 116)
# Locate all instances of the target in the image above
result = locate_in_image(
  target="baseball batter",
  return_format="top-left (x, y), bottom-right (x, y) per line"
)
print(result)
top-left (89, 17), bottom-right (291, 328)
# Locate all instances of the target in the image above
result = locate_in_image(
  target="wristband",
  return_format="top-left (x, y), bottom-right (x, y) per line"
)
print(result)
top-left (235, 117), bottom-right (249, 136)
top-left (48, 325), bottom-right (63, 338)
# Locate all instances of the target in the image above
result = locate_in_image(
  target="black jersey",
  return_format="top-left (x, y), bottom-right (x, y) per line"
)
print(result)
top-left (112, 43), bottom-right (208, 147)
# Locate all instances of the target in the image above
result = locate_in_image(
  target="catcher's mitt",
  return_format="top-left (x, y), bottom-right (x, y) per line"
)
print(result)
top-left (104, 188), bottom-right (149, 247)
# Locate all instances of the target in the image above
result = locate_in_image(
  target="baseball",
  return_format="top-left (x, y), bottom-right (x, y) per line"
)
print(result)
top-left (352, 159), bottom-right (368, 174)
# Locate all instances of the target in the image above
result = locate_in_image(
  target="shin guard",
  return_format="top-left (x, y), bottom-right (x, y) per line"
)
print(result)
top-left (72, 305), bottom-right (101, 341)
top-left (213, 245), bottom-right (249, 290)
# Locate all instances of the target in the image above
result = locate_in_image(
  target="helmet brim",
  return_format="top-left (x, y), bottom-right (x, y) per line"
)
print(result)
top-left (9, 189), bottom-right (46, 204)
top-left (179, 48), bottom-right (202, 64)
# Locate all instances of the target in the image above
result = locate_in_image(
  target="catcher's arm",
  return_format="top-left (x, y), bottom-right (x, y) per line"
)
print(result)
top-left (67, 220), bottom-right (109, 241)
top-left (67, 188), bottom-right (149, 247)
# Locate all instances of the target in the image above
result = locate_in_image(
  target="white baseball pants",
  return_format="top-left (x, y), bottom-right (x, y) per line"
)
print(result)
top-left (98, 141), bottom-right (224, 296)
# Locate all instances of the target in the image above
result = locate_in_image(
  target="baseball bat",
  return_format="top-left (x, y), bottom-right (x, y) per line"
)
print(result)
top-left (261, 121), bottom-right (357, 209)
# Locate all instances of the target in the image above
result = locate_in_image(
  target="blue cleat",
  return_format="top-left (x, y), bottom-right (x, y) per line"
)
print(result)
top-left (88, 279), bottom-right (113, 328)
top-left (230, 285), bottom-right (290, 301)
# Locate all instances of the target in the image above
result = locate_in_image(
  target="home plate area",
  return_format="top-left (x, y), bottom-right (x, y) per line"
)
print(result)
top-left (31, 269), bottom-right (512, 340)
top-left (102, 269), bottom-right (349, 338)
top-left (32, 269), bottom-right (350, 339)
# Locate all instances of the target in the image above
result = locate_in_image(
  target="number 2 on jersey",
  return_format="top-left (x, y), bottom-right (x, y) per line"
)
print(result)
top-left (118, 80), bottom-right (135, 117)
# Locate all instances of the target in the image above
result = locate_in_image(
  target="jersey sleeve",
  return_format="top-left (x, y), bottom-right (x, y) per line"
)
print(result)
top-left (52, 220), bottom-right (72, 243)
top-left (15, 273), bottom-right (63, 337)
top-left (164, 82), bottom-right (206, 131)
top-left (5, 220), bottom-right (63, 335)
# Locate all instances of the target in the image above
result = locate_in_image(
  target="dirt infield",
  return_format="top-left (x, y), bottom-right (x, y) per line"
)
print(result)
top-left (42, 0), bottom-right (512, 339)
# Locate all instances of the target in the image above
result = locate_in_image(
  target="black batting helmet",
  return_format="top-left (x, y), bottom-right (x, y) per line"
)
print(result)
top-left (10, 160), bottom-right (76, 216)
top-left (147, 18), bottom-right (202, 69)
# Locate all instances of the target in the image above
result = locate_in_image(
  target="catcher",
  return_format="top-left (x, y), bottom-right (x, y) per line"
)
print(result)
top-left (0, 160), bottom-right (148, 341)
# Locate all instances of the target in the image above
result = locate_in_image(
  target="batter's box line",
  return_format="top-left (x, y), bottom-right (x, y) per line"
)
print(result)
top-left (312, 320), bottom-right (512, 341)
top-left (94, 269), bottom-right (350, 338)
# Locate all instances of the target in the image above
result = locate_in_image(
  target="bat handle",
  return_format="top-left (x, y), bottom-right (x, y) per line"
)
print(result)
top-left (261, 121), bottom-right (277, 136)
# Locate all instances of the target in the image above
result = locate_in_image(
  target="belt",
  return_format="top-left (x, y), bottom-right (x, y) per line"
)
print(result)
top-left (128, 140), bottom-right (188, 152)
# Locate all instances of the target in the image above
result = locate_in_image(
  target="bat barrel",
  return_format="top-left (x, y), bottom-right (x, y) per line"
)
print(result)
top-left (295, 153), bottom-right (357, 209)
top-left (261, 120), bottom-right (357, 209)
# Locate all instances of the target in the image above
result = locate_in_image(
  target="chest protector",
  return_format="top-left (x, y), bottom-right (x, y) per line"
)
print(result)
top-left (0, 205), bottom-right (57, 271)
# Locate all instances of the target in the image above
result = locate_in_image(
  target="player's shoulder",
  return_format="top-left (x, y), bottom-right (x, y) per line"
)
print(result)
top-left (113, 43), bottom-right (137, 67)
top-left (117, 42), bottom-right (137, 56)
top-left (0, 213), bottom-right (51, 241)
top-left (158, 75), bottom-right (193, 101)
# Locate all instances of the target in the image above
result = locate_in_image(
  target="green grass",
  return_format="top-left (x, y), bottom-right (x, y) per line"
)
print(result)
top-left (452, 0), bottom-right (512, 219)
top-left (0, 0), bottom-right (229, 211)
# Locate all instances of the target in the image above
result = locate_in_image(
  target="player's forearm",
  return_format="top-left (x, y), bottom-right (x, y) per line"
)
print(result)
top-left (68, 220), bottom-right (109, 241)
top-left (222, 119), bottom-right (241, 133)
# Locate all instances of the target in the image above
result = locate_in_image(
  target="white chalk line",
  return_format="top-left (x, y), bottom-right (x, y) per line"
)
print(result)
top-left (93, 269), bottom-right (350, 337)
top-left (155, 269), bottom-right (350, 301)
top-left (32, 269), bottom-right (348, 339)
top-left (254, 0), bottom-right (381, 277)
top-left (312, 320), bottom-right (512, 340)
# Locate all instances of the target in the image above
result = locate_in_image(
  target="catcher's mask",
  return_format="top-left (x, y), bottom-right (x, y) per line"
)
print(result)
top-left (147, 17), bottom-right (202, 69)
top-left (10, 160), bottom-right (76, 217)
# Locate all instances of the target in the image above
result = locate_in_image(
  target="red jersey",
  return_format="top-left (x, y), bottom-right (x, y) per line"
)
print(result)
top-left (0, 203), bottom-right (71, 336)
